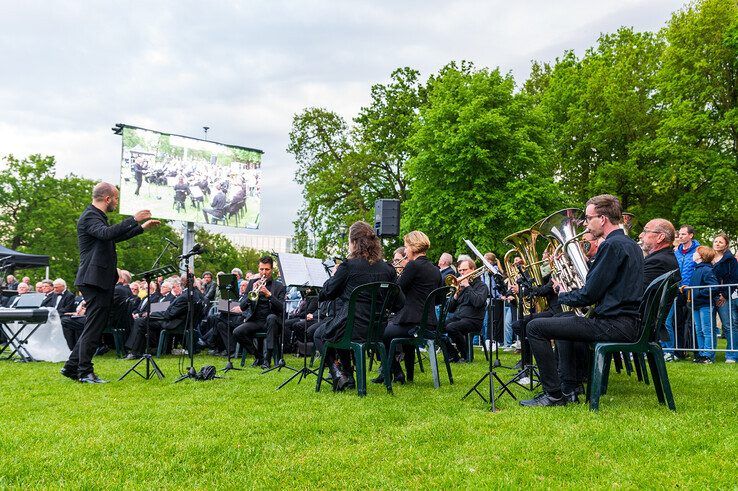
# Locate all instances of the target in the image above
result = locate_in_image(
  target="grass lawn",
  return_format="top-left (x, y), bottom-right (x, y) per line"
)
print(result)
top-left (1, 348), bottom-right (736, 489)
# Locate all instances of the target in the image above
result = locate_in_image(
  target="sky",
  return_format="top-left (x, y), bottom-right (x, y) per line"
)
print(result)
top-left (0, 0), bottom-right (686, 236)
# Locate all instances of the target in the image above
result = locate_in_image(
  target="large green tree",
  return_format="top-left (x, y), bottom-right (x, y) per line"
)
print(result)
top-left (652, 0), bottom-right (738, 234)
top-left (404, 62), bottom-right (567, 257)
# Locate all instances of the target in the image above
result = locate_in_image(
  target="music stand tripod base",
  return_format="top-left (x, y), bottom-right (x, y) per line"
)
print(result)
top-left (119, 353), bottom-right (165, 381)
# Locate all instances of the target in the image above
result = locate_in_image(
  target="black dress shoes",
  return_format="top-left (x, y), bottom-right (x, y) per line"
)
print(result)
top-left (251, 358), bottom-right (263, 368)
top-left (79, 372), bottom-right (108, 384)
top-left (563, 391), bottom-right (580, 404)
top-left (520, 392), bottom-right (567, 407)
top-left (60, 367), bottom-right (78, 381)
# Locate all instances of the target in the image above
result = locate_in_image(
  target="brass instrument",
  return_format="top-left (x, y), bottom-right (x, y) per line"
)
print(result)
top-left (536, 208), bottom-right (590, 316)
top-left (445, 265), bottom-right (489, 290)
top-left (504, 225), bottom-right (548, 314)
top-left (391, 254), bottom-right (407, 268)
top-left (248, 275), bottom-right (268, 301)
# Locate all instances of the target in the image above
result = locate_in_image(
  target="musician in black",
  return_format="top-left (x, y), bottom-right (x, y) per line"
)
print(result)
top-left (204, 280), bottom-right (248, 354)
top-left (375, 230), bottom-right (441, 384)
top-left (173, 176), bottom-right (189, 211)
top-left (521, 194), bottom-right (644, 407)
top-left (313, 221), bottom-right (401, 391)
top-left (133, 158), bottom-right (146, 195)
top-left (283, 290), bottom-right (319, 354)
top-left (202, 183), bottom-right (227, 224)
top-left (231, 256), bottom-right (286, 368)
top-left (61, 182), bottom-right (159, 383)
top-left (442, 259), bottom-right (489, 362)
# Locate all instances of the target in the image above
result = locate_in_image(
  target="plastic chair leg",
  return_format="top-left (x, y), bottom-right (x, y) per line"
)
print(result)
top-left (601, 352), bottom-right (613, 395)
top-left (385, 341), bottom-right (397, 394)
top-left (156, 331), bottom-right (167, 358)
top-left (439, 342), bottom-right (454, 384)
top-left (354, 345), bottom-right (367, 397)
top-left (315, 346), bottom-right (328, 392)
top-left (612, 351), bottom-right (623, 373)
top-left (622, 352), bottom-right (634, 376)
top-left (113, 331), bottom-right (124, 358)
top-left (652, 346), bottom-right (676, 410)
top-left (589, 348), bottom-right (606, 411)
top-left (416, 346), bottom-right (424, 373)
top-left (426, 340), bottom-right (441, 388)
top-left (646, 350), bottom-right (665, 404)
top-left (466, 333), bottom-right (474, 362)
top-left (639, 353), bottom-right (650, 385)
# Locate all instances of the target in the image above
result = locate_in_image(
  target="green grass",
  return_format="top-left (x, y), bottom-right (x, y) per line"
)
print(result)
top-left (1, 349), bottom-right (736, 489)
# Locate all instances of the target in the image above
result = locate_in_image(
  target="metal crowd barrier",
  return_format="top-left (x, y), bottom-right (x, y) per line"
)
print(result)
top-left (669, 283), bottom-right (738, 358)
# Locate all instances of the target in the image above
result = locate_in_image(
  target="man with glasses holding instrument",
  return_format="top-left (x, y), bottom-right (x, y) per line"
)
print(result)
top-left (521, 194), bottom-right (644, 407)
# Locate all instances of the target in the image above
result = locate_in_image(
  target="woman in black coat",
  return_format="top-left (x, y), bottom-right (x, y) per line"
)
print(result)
top-left (374, 230), bottom-right (441, 384)
top-left (314, 221), bottom-right (401, 390)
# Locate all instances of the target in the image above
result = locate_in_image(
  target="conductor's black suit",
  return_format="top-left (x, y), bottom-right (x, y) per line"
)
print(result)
top-left (63, 204), bottom-right (143, 378)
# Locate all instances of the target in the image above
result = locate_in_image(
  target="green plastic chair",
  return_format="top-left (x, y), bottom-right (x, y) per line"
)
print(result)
top-left (588, 270), bottom-right (679, 411)
top-left (315, 281), bottom-right (401, 396)
top-left (385, 286), bottom-right (455, 393)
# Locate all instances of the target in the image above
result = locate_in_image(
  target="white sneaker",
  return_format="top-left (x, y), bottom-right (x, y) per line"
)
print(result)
top-left (503, 345), bottom-right (515, 352)
top-left (726, 359), bottom-right (736, 364)
top-left (518, 376), bottom-right (531, 385)
top-left (664, 353), bottom-right (675, 362)
top-left (513, 340), bottom-right (521, 350)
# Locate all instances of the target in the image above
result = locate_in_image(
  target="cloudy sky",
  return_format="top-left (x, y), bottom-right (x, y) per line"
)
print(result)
top-left (0, 0), bottom-right (685, 236)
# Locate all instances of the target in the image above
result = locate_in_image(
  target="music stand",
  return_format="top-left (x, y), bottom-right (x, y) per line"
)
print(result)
top-left (270, 252), bottom-right (331, 389)
top-left (217, 274), bottom-right (241, 373)
top-left (460, 239), bottom-right (513, 412)
top-left (119, 263), bottom-right (178, 381)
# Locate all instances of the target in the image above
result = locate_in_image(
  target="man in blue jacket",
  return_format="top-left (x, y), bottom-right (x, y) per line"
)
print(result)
top-left (663, 225), bottom-right (700, 360)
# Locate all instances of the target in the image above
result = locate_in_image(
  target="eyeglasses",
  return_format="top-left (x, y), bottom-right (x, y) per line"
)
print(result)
top-left (584, 214), bottom-right (602, 222)
top-left (641, 228), bottom-right (659, 235)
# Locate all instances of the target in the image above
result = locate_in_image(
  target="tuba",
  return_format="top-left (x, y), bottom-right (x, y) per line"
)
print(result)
top-left (535, 209), bottom-right (590, 316)
top-left (504, 226), bottom-right (548, 314)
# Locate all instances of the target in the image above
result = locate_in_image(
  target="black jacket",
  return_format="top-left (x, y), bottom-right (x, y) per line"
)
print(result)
top-left (75, 204), bottom-right (143, 289)
top-left (643, 246), bottom-right (680, 291)
top-left (448, 278), bottom-right (488, 324)
top-left (394, 255), bottom-right (442, 326)
top-left (713, 249), bottom-right (738, 298)
top-left (203, 281), bottom-right (217, 302)
top-left (290, 295), bottom-right (319, 318)
top-left (52, 290), bottom-right (77, 314)
top-left (318, 258), bottom-right (403, 342)
top-left (240, 277), bottom-right (286, 322)
top-left (155, 288), bottom-right (205, 330)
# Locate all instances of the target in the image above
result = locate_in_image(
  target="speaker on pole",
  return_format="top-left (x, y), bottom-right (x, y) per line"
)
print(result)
top-left (374, 199), bottom-right (400, 237)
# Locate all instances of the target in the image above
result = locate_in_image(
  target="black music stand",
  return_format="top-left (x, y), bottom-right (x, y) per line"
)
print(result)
top-left (270, 252), bottom-right (332, 389)
top-left (217, 274), bottom-right (241, 373)
top-left (119, 263), bottom-right (177, 381)
top-left (460, 240), bottom-right (513, 412)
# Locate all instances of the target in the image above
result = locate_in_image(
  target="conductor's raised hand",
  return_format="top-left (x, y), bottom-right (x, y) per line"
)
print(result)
top-left (134, 210), bottom-right (152, 222)
top-left (141, 219), bottom-right (161, 230)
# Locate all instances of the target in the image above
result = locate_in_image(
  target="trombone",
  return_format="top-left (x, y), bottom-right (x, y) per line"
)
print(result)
top-left (445, 265), bottom-right (488, 290)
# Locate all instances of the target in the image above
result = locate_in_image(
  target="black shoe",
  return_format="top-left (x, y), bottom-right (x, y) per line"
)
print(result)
top-left (124, 352), bottom-right (140, 360)
top-left (251, 358), bottom-right (263, 368)
top-left (520, 392), bottom-right (567, 407)
top-left (342, 373), bottom-right (356, 390)
top-left (692, 356), bottom-right (705, 363)
top-left (260, 360), bottom-right (271, 369)
top-left (371, 374), bottom-right (385, 384)
top-left (60, 367), bottom-right (78, 381)
top-left (394, 372), bottom-right (406, 385)
top-left (95, 345), bottom-right (110, 356)
top-left (78, 372), bottom-right (108, 384)
top-left (563, 391), bottom-right (580, 404)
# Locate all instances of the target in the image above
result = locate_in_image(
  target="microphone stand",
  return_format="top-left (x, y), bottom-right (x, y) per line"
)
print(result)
top-left (219, 275), bottom-right (241, 374)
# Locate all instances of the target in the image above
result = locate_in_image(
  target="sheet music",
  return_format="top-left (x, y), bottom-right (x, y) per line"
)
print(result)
top-left (464, 239), bottom-right (495, 271)
top-left (278, 253), bottom-right (330, 287)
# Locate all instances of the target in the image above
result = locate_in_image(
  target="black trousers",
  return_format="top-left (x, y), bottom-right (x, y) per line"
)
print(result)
top-left (489, 299), bottom-right (504, 343)
top-left (61, 316), bottom-right (85, 351)
top-left (512, 309), bottom-right (556, 365)
top-left (64, 285), bottom-right (114, 377)
top-left (444, 318), bottom-right (483, 360)
top-left (383, 321), bottom-right (417, 375)
top-left (527, 315), bottom-right (639, 396)
top-left (125, 313), bottom-right (180, 355)
top-left (233, 314), bottom-right (280, 357)
top-left (285, 317), bottom-right (318, 352)
top-left (211, 313), bottom-right (243, 352)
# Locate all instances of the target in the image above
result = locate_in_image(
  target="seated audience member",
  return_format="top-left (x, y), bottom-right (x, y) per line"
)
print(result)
top-left (39, 279), bottom-right (55, 307)
top-left (202, 183), bottom-right (227, 224)
top-left (125, 279), bottom-right (191, 357)
top-left (35, 281), bottom-right (45, 293)
top-left (442, 259), bottom-right (488, 362)
top-left (51, 278), bottom-right (77, 314)
top-left (61, 300), bottom-right (87, 350)
top-left (712, 233), bottom-right (738, 363)
top-left (8, 282), bottom-right (31, 307)
top-left (690, 246), bottom-right (719, 364)
top-left (437, 253), bottom-right (456, 284)
top-left (5, 275), bottom-right (19, 290)
top-left (640, 219), bottom-right (680, 289)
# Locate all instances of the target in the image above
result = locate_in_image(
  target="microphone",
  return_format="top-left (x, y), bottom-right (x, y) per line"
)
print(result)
top-left (164, 237), bottom-right (178, 248)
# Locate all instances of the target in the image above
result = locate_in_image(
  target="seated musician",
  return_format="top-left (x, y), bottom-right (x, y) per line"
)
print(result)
top-left (442, 259), bottom-right (488, 362)
top-left (202, 183), bottom-right (228, 224)
top-left (283, 289), bottom-right (319, 354)
top-left (231, 256), bottom-right (286, 368)
top-left (375, 230), bottom-right (441, 384)
top-left (392, 246), bottom-right (407, 276)
top-left (521, 194), bottom-right (644, 407)
top-left (203, 280), bottom-right (248, 355)
top-left (313, 221), bottom-right (402, 391)
top-left (124, 278), bottom-right (201, 358)
top-left (173, 176), bottom-right (189, 211)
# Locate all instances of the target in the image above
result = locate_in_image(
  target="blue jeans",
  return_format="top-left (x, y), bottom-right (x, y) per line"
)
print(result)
top-left (662, 302), bottom-right (677, 352)
top-left (692, 306), bottom-right (717, 360)
top-left (503, 303), bottom-right (513, 346)
top-left (717, 298), bottom-right (738, 361)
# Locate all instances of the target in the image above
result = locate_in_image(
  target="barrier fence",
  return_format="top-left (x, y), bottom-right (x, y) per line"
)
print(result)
top-left (665, 283), bottom-right (738, 361)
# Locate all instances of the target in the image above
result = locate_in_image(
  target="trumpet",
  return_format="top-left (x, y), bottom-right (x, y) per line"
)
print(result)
top-left (248, 275), bottom-right (268, 301)
top-left (445, 266), bottom-right (488, 290)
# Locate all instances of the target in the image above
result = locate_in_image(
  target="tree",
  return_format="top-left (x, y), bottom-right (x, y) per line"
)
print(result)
top-left (653, 0), bottom-right (738, 235)
top-left (192, 228), bottom-right (264, 277)
top-left (288, 68), bottom-right (425, 256)
top-left (404, 62), bottom-right (567, 257)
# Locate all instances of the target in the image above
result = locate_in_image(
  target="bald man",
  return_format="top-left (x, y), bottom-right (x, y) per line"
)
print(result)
top-left (61, 182), bottom-right (160, 383)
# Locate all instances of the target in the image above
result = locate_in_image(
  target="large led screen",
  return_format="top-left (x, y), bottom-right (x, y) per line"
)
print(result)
top-left (118, 125), bottom-right (263, 228)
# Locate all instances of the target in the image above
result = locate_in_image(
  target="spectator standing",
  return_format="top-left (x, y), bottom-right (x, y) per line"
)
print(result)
top-left (664, 225), bottom-right (700, 360)
top-left (690, 246), bottom-right (719, 364)
top-left (712, 233), bottom-right (738, 363)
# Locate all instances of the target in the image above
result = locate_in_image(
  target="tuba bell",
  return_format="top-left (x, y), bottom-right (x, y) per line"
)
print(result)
top-left (504, 226), bottom-right (548, 314)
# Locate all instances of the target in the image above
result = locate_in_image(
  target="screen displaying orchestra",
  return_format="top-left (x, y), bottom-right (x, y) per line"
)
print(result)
top-left (117, 125), bottom-right (264, 228)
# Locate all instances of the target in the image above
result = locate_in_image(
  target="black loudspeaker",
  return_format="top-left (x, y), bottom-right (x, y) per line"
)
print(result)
top-left (374, 199), bottom-right (400, 237)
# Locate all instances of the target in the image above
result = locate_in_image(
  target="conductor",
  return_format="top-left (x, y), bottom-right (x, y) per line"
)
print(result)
top-left (61, 182), bottom-right (160, 383)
